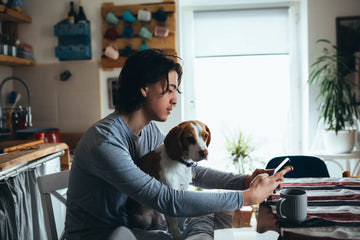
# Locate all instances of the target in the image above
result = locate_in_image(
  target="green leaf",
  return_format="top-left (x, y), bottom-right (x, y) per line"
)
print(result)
top-left (309, 39), bottom-right (359, 134)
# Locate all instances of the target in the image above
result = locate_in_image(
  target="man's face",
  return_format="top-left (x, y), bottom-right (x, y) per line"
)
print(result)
top-left (142, 70), bottom-right (179, 122)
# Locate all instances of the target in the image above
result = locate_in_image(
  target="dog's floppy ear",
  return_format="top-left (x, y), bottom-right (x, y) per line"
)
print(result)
top-left (196, 120), bottom-right (211, 147)
top-left (164, 125), bottom-right (183, 160)
top-left (205, 124), bottom-right (211, 146)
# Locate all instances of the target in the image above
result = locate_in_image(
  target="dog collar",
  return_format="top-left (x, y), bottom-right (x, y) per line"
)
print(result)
top-left (178, 158), bottom-right (196, 167)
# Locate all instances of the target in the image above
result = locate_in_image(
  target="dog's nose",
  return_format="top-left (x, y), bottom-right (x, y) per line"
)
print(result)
top-left (199, 149), bottom-right (208, 159)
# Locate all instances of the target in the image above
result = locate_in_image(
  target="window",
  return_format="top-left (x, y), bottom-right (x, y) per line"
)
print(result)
top-left (180, 4), bottom-right (301, 172)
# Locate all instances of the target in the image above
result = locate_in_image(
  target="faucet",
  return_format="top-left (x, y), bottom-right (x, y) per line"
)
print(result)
top-left (0, 76), bottom-right (32, 130)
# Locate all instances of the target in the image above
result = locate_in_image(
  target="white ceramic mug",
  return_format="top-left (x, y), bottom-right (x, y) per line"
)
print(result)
top-left (104, 44), bottom-right (119, 60)
top-left (138, 9), bottom-right (151, 22)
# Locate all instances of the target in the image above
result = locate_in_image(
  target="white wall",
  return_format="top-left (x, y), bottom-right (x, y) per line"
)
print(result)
top-left (0, 67), bottom-right (14, 106)
top-left (306, 0), bottom-right (360, 149)
top-left (14, 62), bottom-right (101, 132)
top-left (0, 66), bottom-right (14, 130)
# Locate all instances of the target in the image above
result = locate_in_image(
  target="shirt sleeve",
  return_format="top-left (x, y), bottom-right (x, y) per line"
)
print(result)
top-left (192, 165), bottom-right (248, 190)
top-left (90, 141), bottom-right (244, 217)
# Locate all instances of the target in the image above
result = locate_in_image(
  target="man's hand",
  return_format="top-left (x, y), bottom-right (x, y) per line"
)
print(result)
top-left (243, 168), bottom-right (273, 189)
top-left (242, 166), bottom-right (293, 206)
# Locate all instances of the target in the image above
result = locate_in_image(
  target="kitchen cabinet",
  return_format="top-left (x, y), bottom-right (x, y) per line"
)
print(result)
top-left (0, 5), bottom-right (35, 66)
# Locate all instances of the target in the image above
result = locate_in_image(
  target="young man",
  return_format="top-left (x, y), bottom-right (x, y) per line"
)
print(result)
top-left (65, 49), bottom-right (292, 240)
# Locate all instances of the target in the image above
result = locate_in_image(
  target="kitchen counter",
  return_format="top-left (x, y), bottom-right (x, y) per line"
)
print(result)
top-left (0, 142), bottom-right (70, 172)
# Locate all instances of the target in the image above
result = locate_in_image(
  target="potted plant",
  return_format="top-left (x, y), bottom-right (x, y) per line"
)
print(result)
top-left (226, 131), bottom-right (256, 227)
top-left (226, 131), bottom-right (255, 174)
top-left (309, 39), bottom-right (360, 153)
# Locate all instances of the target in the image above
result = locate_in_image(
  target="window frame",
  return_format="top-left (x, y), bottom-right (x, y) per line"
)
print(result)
top-left (178, 0), bottom-right (304, 153)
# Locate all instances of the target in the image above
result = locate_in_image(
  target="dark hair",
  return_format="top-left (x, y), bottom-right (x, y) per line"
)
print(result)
top-left (115, 49), bottom-right (183, 114)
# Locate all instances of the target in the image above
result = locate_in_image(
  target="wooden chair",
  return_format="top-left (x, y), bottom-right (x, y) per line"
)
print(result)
top-left (37, 170), bottom-right (70, 240)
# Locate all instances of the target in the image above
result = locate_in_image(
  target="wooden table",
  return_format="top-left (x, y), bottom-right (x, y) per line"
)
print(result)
top-left (256, 177), bottom-right (360, 240)
top-left (0, 142), bottom-right (70, 172)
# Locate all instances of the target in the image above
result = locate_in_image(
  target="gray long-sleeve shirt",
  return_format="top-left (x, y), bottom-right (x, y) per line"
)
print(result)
top-left (65, 112), bottom-right (246, 239)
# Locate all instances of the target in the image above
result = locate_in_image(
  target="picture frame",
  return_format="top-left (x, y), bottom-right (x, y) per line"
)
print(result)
top-left (108, 77), bottom-right (118, 109)
top-left (336, 16), bottom-right (360, 76)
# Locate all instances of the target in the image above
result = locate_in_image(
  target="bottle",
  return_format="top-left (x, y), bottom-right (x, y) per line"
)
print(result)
top-left (77, 0), bottom-right (87, 23)
top-left (2, 33), bottom-right (9, 55)
top-left (68, 1), bottom-right (76, 24)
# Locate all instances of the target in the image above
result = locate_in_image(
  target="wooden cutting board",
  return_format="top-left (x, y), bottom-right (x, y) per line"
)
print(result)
top-left (1, 139), bottom-right (44, 153)
top-left (0, 142), bottom-right (70, 172)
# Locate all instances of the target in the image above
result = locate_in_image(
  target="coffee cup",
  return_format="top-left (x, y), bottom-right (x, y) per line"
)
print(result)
top-left (139, 42), bottom-right (148, 51)
top-left (104, 44), bottom-right (119, 60)
top-left (154, 25), bottom-right (169, 37)
top-left (139, 26), bottom-right (153, 39)
top-left (105, 11), bottom-right (119, 25)
top-left (277, 188), bottom-right (307, 223)
top-left (123, 26), bottom-right (133, 38)
top-left (122, 10), bottom-right (136, 23)
top-left (138, 9), bottom-right (151, 22)
top-left (153, 8), bottom-right (168, 22)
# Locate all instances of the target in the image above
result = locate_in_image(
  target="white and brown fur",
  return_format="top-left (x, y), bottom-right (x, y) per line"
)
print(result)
top-left (126, 120), bottom-right (211, 240)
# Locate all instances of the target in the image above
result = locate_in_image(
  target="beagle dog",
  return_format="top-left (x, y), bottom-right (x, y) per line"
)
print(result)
top-left (126, 120), bottom-right (211, 240)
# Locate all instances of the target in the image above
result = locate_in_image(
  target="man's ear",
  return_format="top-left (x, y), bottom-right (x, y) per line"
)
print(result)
top-left (140, 87), bottom-right (148, 98)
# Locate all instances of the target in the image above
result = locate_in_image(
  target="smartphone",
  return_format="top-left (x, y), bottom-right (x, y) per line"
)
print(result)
top-left (272, 157), bottom-right (290, 175)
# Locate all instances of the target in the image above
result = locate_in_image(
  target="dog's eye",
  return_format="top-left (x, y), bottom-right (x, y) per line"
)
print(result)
top-left (187, 136), bottom-right (196, 144)
top-left (203, 134), bottom-right (209, 140)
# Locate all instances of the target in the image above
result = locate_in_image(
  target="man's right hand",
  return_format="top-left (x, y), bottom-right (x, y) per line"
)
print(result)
top-left (242, 166), bottom-right (293, 206)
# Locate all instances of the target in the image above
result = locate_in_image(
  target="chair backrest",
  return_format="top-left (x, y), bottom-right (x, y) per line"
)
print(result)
top-left (265, 155), bottom-right (330, 178)
top-left (37, 170), bottom-right (70, 240)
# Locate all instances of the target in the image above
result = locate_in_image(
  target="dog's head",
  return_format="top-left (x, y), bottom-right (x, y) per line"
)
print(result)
top-left (164, 120), bottom-right (211, 162)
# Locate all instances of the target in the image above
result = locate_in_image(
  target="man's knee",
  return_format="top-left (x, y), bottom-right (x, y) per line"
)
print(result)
top-left (214, 211), bottom-right (234, 229)
top-left (184, 233), bottom-right (213, 240)
top-left (108, 226), bottom-right (137, 240)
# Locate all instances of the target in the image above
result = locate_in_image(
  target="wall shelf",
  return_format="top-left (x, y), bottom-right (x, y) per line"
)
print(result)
top-left (101, 49), bottom-right (176, 70)
top-left (101, 1), bottom-right (177, 70)
top-left (0, 5), bottom-right (32, 23)
top-left (54, 21), bottom-right (92, 61)
top-left (0, 54), bottom-right (35, 66)
top-left (0, 5), bottom-right (34, 67)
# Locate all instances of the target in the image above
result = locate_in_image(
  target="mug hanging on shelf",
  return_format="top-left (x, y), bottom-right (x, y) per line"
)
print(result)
top-left (104, 44), bottom-right (119, 60)
top-left (139, 41), bottom-right (148, 51)
top-left (153, 8), bottom-right (168, 22)
top-left (154, 25), bottom-right (169, 37)
top-left (139, 26), bottom-right (152, 39)
top-left (105, 11), bottom-right (119, 25)
top-left (104, 28), bottom-right (118, 41)
top-left (138, 8), bottom-right (151, 22)
top-left (123, 25), bottom-right (133, 38)
top-left (122, 45), bottom-right (134, 57)
top-left (122, 10), bottom-right (136, 23)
